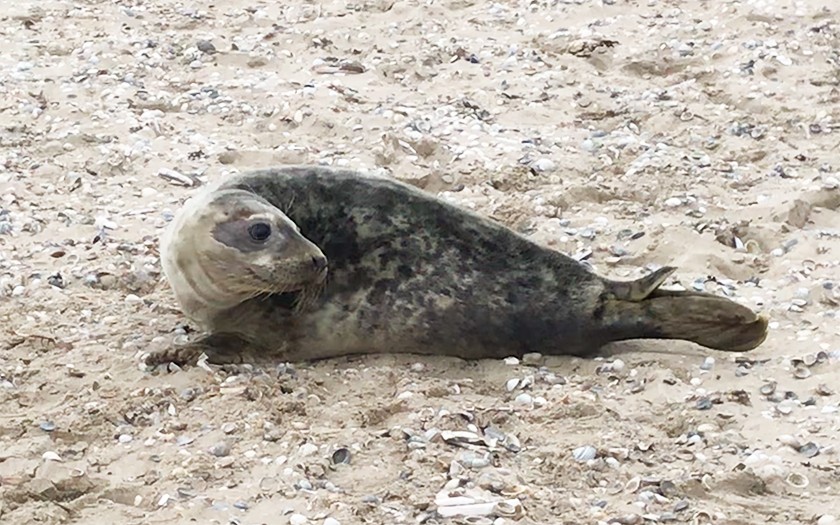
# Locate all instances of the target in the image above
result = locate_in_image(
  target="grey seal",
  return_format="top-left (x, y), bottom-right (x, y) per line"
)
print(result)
top-left (146, 165), bottom-right (768, 367)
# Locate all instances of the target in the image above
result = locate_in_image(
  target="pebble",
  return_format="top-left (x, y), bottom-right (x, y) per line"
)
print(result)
top-left (180, 388), bottom-right (198, 402)
top-left (40, 421), bottom-right (56, 432)
top-left (197, 40), bottom-right (216, 54)
top-left (531, 158), bottom-right (556, 172)
top-left (323, 518), bottom-right (341, 525)
top-left (289, 514), bottom-right (309, 525)
top-left (514, 393), bottom-right (533, 405)
top-left (299, 443), bottom-right (319, 456)
top-left (700, 357), bottom-right (715, 371)
top-left (817, 516), bottom-right (836, 525)
top-left (42, 451), bottom-right (62, 462)
top-left (124, 294), bottom-right (142, 304)
top-left (210, 442), bottom-right (231, 457)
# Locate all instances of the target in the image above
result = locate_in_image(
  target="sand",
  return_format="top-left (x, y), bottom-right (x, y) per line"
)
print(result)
top-left (1, 0), bottom-right (839, 523)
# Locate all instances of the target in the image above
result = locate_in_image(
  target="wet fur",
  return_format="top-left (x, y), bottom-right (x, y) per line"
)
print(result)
top-left (149, 165), bottom-right (768, 367)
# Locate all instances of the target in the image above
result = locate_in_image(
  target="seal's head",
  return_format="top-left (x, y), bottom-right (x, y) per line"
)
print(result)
top-left (160, 187), bottom-right (327, 324)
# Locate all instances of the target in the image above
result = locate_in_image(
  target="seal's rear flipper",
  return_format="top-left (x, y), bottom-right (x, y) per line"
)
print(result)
top-left (608, 266), bottom-right (677, 302)
top-left (602, 269), bottom-right (769, 352)
top-left (639, 290), bottom-right (768, 351)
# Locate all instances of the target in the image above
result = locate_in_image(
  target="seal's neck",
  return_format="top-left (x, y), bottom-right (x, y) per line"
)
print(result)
top-left (159, 212), bottom-right (251, 327)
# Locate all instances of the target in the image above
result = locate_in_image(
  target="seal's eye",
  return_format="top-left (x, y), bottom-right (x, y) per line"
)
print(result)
top-left (248, 222), bottom-right (272, 242)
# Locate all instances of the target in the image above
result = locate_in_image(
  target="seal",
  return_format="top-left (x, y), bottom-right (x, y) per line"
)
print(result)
top-left (146, 165), bottom-right (769, 367)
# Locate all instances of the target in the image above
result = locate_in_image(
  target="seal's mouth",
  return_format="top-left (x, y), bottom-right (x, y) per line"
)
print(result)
top-left (245, 266), bottom-right (327, 298)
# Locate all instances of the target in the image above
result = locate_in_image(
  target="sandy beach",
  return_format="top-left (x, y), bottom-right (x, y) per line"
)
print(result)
top-left (1, 0), bottom-right (839, 523)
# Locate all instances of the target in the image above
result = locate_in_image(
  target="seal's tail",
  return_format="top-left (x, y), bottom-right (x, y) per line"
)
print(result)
top-left (602, 267), bottom-right (768, 351)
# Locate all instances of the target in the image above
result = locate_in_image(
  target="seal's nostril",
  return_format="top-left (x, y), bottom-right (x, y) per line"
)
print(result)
top-left (312, 255), bottom-right (328, 272)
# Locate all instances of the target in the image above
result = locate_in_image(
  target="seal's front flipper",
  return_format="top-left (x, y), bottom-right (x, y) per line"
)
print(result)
top-left (144, 332), bottom-right (265, 369)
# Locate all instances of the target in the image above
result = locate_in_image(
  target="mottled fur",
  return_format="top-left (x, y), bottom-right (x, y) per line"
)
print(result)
top-left (148, 165), bottom-right (768, 367)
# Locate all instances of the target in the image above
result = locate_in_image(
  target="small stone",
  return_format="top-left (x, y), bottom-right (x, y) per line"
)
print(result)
top-left (42, 451), bottom-right (62, 462)
top-left (664, 197), bottom-right (682, 207)
top-left (299, 443), bottom-right (318, 456)
top-left (817, 515), bottom-right (836, 525)
top-left (410, 362), bottom-right (425, 372)
top-left (210, 442), bottom-right (231, 457)
top-left (532, 158), bottom-right (556, 172)
top-left (297, 479), bottom-right (313, 490)
top-left (700, 357), bottom-right (715, 370)
top-left (514, 393), bottom-right (533, 405)
top-left (503, 357), bottom-right (520, 366)
top-left (324, 518), bottom-right (341, 525)
top-left (118, 434), bottom-right (133, 444)
top-left (696, 397), bottom-right (713, 410)
top-left (180, 388), bottom-right (198, 402)
top-left (40, 421), bottom-right (56, 432)
top-left (222, 422), bottom-right (237, 434)
top-left (289, 514), bottom-right (309, 525)
top-left (197, 40), bottom-right (216, 54)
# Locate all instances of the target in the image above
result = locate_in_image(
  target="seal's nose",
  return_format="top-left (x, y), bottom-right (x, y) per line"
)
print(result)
top-left (311, 254), bottom-right (328, 272)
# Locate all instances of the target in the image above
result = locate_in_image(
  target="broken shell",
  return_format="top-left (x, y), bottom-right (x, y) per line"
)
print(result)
top-left (259, 476), bottom-right (280, 492)
top-left (785, 472), bottom-right (809, 489)
top-left (42, 451), bottom-right (62, 462)
top-left (793, 365), bottom-right (811, 379)
top-left (572, 445), bottom-right (597, 462)
top-left (495, 499), bottom-right (524, 518)
top-left (798, 442), bottom-right (820, 458)
top-left (331, 448), bottom-right (351, 465)
top-left (815, 384), bottom-right (834, 396)
top-left (436, 498), bottom-right (523, 519)
top-left (777, 435), bottom-right (801, 449)
top-left (624, 476), bottom-right (641, 493)
top-left (775, 403), bottom-right (794, 416)
top-left (441, 430), bottom-right (484, 446)
top-left (759, 382), bottom-right (777, 396)
top-left (803, 351), bottom-right (829, 367)
top-left (458, 451), bottom-right (491, 469)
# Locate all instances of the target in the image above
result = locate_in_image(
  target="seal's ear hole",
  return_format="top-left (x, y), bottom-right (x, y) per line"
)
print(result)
top-left (247, 222), bottom-right (272, 242)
